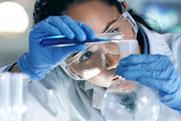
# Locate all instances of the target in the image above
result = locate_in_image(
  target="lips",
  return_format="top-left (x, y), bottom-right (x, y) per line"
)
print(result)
top-left (112, 75), bottom-right (125, 81)
top-left (107, 76), bottom-right (137, 93)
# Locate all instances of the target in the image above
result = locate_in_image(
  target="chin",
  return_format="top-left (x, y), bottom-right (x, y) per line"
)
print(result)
top-left (88, 71), bottom-right (115, 88)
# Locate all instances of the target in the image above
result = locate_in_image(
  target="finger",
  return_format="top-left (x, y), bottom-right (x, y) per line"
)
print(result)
top-left (117, 61), bottom-right (174, 77)
top-left (61, 15), bottom-right (86, 41)
top-left (137, 76), bottom-right (178, 94)
top-left (77, 21), bottom-right (96, 40)
top-left (118, 63), bottom-right (166, 71)
top-left (46, 16), bottom-right (75, 39)
top-left (31, 21), bottom-right (61, 40)
top-left (159, 91), bottom-right (175, 106)
top-left (116, 69), bottom-right (172, 81)
top-left (120, 54), bottom-right (163, 66)
top-left (136, 76), bottom-right (166, 92)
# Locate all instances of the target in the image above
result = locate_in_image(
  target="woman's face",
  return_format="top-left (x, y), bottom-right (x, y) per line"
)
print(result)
top-left (66, 1), bottom-right (137, 87)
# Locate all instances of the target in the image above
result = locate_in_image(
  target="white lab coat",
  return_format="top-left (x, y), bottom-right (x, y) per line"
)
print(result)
top-left (1, 26), bottom-right (181, 121)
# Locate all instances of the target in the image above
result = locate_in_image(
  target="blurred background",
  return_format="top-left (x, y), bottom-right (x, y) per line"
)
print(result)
top-left (0, 0), bottom-right (181, 66)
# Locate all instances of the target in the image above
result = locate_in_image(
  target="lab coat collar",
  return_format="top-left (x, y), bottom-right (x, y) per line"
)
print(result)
top-left (29, 80), bottom-right (58, 116)
top-left (79, 81), bottom-right (106, 110)
top-left (141, 24), bottom-right (176, 63)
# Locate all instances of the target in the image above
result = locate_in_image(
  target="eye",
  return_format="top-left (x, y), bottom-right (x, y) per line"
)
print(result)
top-left (110, 28), bottom-right (119, 33)
top-left (79, 51), bottom-right (94, 62)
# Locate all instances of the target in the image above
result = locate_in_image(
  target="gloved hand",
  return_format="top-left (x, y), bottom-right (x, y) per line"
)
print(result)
top-left (17, 15), bottom-right (96, 80)
top-left (116, 54), bottom-right (181, 111)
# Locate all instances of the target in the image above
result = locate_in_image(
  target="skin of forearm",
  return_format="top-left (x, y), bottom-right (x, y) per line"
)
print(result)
top-left (10, 64), bottom-right (20, 73)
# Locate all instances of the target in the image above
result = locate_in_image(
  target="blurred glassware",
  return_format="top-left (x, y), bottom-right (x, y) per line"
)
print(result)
top-left (0, 72), bottom-right (29, 121)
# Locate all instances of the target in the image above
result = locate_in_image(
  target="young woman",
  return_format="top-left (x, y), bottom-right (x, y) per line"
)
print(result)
top-left (1, 0), bottom-right (181, 120)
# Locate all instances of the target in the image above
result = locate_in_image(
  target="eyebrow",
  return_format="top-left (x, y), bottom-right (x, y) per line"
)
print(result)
top-left (102, 18), bottom-right (118, 33)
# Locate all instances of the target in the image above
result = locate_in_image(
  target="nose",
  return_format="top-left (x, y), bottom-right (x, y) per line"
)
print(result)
top-left (104, 53), bottom-right (120, 70)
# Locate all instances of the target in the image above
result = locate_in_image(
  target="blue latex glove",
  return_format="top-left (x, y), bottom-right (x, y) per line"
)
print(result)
top-left (116, 54), bottom-right (181, 111)
top-left (17, 15), bottom-right (96, 80)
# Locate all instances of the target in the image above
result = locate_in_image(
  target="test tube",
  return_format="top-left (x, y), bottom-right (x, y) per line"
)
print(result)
top-left (40, 32), bottom-right (125, 47)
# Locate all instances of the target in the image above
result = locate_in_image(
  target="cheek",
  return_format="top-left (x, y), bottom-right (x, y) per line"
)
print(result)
top-left (105, 53), bottom-right (120, 69)
top-left (101, 43), bottom-right (121, 69)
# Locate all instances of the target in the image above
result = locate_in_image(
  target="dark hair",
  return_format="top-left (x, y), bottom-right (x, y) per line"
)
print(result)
top-left (33, 0), bottom-right (154, 31)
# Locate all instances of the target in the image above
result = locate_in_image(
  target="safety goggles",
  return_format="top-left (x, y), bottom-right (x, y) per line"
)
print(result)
top-left (104, 11), bottom-right (138, 35)
top-left (61, 11), bottom-right (139, 80)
